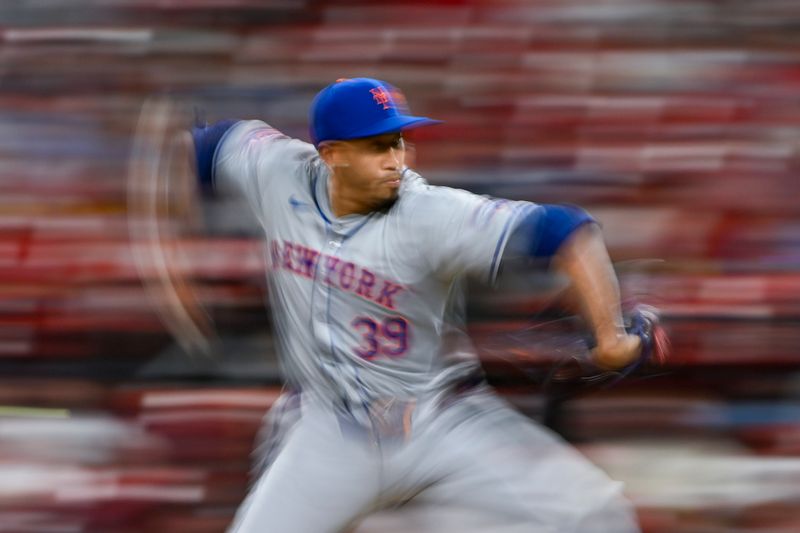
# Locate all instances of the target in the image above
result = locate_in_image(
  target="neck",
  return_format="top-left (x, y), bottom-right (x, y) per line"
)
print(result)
top-left (328, 171), bottom-right (368, 218)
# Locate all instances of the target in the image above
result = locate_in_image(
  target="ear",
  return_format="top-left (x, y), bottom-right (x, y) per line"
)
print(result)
top-left (318, 141), bottom-right (348, 169)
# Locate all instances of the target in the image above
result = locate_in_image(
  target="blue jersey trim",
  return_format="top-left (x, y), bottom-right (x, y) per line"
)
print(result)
top-left (343, 214), bottom-right (375, 240)
top-left (489, 203), bottom-right (533, 283)
top-left (310, 173), bottom-right (377, 240)
top-left (311, 174), bottom-right (333, 225)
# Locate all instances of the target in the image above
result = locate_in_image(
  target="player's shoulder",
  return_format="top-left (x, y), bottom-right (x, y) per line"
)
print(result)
top-left (396, 169), bottom-right (534, 231)
top-left (227, 120), bottom-right (317, 159)
top-left (399, 169), bottom-right (462, 202)
top-left (392, 171), bottom-right (475, 236)
top-left (220, 120), bottom-right (319, 179)
top-left (397, 169), bottom-right (489, 213)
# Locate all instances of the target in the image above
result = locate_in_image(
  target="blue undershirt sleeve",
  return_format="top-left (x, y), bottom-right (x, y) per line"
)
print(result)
top-left (503, 204), bottom-right (597, 264)
top-left (192, 119), bottom-right (240, 195)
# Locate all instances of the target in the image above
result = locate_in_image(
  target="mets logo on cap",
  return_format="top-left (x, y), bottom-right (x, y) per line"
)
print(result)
top-left (369, 86), bottom-right (408, 111)
top-left (370, 87), bottom-right (392, 110)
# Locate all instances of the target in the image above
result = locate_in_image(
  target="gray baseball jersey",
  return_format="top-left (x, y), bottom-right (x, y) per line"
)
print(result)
top-left (215, 120), bottom-right (532, 419)
top-left (215, 120), bottom-right (639, 533)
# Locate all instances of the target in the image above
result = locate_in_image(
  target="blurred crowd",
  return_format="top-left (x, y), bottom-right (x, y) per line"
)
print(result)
top-left (1, 0), bottom-right (800, 531)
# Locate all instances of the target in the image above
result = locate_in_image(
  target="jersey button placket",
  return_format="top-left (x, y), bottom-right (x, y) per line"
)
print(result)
top-left (311, 230), bottom-right (344, 357)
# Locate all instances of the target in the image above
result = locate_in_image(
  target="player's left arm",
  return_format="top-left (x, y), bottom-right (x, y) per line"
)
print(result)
top-left (502, 205), bottom-right (657, 370)
top-left (412, 184), bottom-right (661, 371)
top-left (551, 224), bottom-right (641, 369)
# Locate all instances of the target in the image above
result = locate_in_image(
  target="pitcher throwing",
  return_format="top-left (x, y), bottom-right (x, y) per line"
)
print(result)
top-left (183, 78), bottom-right (663, 532)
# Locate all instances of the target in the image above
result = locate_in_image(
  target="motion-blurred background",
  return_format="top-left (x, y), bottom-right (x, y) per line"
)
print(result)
top-left (2, 1), bottom-right (800, 531)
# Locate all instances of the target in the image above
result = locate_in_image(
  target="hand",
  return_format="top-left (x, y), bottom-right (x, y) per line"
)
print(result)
top-left (592, 333), bottom-right (642, 370)
top-left (128, 97), bottom-right (215, 355)
top-left (593, 305), bottom-right (669, 374)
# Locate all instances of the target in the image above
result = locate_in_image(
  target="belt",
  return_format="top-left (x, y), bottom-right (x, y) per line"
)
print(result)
top-left (336, 397), bottom-right (417, 444)
top-left (333, 371), bottom-right (486, 444)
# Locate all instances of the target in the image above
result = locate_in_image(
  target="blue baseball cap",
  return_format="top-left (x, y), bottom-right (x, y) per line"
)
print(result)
top-left (310, 78), bottom-right (442, 146)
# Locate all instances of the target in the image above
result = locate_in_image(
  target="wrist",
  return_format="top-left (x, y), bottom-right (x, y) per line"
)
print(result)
top-left (595, 325), bottom-right (627, 351)
top-left (592, 334), bottom-right (641, 370)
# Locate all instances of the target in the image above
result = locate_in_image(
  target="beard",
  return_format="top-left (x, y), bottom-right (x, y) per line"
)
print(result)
top-left (374, 195), bottom-right (398, 213)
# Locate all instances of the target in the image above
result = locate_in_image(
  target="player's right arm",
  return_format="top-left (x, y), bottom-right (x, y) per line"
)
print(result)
top-left (192, 118), bottom-right (240, 195)
top-left (192, 119), bottom-right (294, 224)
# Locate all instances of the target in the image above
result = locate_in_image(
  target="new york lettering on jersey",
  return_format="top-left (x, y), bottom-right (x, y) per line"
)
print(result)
top-left (268, 238), bottom-right (406, 311)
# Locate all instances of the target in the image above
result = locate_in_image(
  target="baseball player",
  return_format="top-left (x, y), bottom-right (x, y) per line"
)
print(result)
top-left (189, 78), bottom-right (650, 532)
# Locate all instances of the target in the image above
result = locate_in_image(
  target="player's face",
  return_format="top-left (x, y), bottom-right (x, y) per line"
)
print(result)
top-left (328, 132), bottom-right (406, 212)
